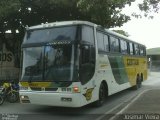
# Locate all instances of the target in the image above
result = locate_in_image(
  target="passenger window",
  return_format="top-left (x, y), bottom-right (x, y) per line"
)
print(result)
top-left (97, 32), bottom-right (105, 53)
top-left (110, 36), bottom-right (119, 52)
top-left (134, 44), bottom-right (140, 55)
top-left (82, 25), bottom-right (94, 45)
top-left (140, 46), bottom-right (145, 56)
top-left (104, 35), bottom-right (109, 52)
top-left (120, 40), bottom-right (128, 54)
top-left (129, 43), bottom-right (134, 55)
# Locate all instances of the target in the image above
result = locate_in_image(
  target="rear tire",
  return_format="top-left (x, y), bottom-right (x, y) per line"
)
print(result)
top-left (133, 75), bottom-right (142, 90)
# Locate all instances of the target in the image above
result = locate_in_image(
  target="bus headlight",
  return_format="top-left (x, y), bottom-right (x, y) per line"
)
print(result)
top-left (73, 86), bottom-right (80, 93)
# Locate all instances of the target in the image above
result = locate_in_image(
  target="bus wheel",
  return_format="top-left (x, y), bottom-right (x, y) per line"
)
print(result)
top-left (133, 75), bottom-right (142, 90)
top-left (93, 83), bottom-right (106, 107)
top-left (137, 75), bottom-right (142, 89)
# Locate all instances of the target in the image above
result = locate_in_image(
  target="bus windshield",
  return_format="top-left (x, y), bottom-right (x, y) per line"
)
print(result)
top-left (23, 26), bottom-right (77, 44)
top-left (21, 26), bottom-right (79, 82)
top-left (21, 45), bottom-right (78, 82)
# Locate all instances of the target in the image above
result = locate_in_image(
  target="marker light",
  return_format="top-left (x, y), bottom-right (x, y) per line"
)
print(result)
top-left (73, 86), bottom-right (79, 93)
top-left (61, 88), bottom-right (72, 92)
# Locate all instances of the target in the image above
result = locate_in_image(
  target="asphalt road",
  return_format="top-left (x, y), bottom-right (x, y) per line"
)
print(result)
top-left (0, 72), bottom-right (159, 120)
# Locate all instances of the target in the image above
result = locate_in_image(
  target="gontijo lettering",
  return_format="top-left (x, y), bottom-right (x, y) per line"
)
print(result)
top-left (127, 59), bottom-right (139, 65)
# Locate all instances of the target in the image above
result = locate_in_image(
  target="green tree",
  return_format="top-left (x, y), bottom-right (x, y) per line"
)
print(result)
top-left (0, 0), bottom-right (20, 20)
top-left (0, 0), bottom-right (20, 36)
top-left (0, 0), bottom-right (159, 42)
top-left (0, 0), bottom-right (136, 31)
top-left (132, 0), bottom-right (160, 18)
top-left (113, 30), bottom-right (129, 37)
top-left (77, 0), bottom-right (135, 28)
top-left (1, 0), bottom-right (160, 32)
top-left (139, 0), bottom-right (160, 14)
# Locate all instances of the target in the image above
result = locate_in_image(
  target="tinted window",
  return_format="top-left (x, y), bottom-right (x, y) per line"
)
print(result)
top-left (129, 43), bottom-right (134, 55)
top-left (120, 40), bottom-right (128, 54)
top-left (97, 32), bottom-right (105, 52)
top-left (24, 26), bottom-right (77, 44)
top-left (82, 26), bottom-right (94, 45)
top-left (80, 25), bottom-right (95, 85)
top-left (139, 46), bottom-right (146, 56)
top-left (134, 44), bottom-right (140, 55)
top-left (104, 35), bottom-right (109, 52)
top-left (110, 36), bottom-right (119, 52)
top-left (22, 45), bottom-right (77, 82)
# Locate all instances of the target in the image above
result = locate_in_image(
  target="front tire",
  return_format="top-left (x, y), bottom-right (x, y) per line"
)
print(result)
top-left (94, 83), bottom-right (106, 107)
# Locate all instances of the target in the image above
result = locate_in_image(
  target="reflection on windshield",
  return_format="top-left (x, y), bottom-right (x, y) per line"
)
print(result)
top-left (21, 45), bottom-right (77, 82)
top-left (24, 26), bottom-right (77, 44)
top-left (44, 45), bottom-right (73, 81)
top-left (22, 47), bottom-right (43, 81)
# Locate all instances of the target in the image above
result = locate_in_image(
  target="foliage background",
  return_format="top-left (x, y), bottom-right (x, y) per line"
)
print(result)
top-left (0, 0), bottom-right (159, 66)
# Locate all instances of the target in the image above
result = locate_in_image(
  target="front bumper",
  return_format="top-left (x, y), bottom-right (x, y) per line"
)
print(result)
top-left (20, 91), bottom-right (83, 107)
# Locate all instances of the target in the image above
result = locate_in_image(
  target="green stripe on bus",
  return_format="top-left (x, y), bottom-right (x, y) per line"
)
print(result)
top-left (108, 55), bottom-right (129, 84)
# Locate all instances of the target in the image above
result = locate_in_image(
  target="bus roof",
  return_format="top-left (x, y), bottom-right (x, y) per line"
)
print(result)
top-left (26, 20), bottom-right (145, 47)
top-left (27, 20), bottom-right (97, 30)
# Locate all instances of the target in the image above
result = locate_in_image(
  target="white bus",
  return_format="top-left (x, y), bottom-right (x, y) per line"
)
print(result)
top-left (20, 21), bottom-right (147, 107)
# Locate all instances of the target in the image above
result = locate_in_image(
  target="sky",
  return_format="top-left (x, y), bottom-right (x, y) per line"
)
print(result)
top-left (114, 0), bottom-right (160, 49)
